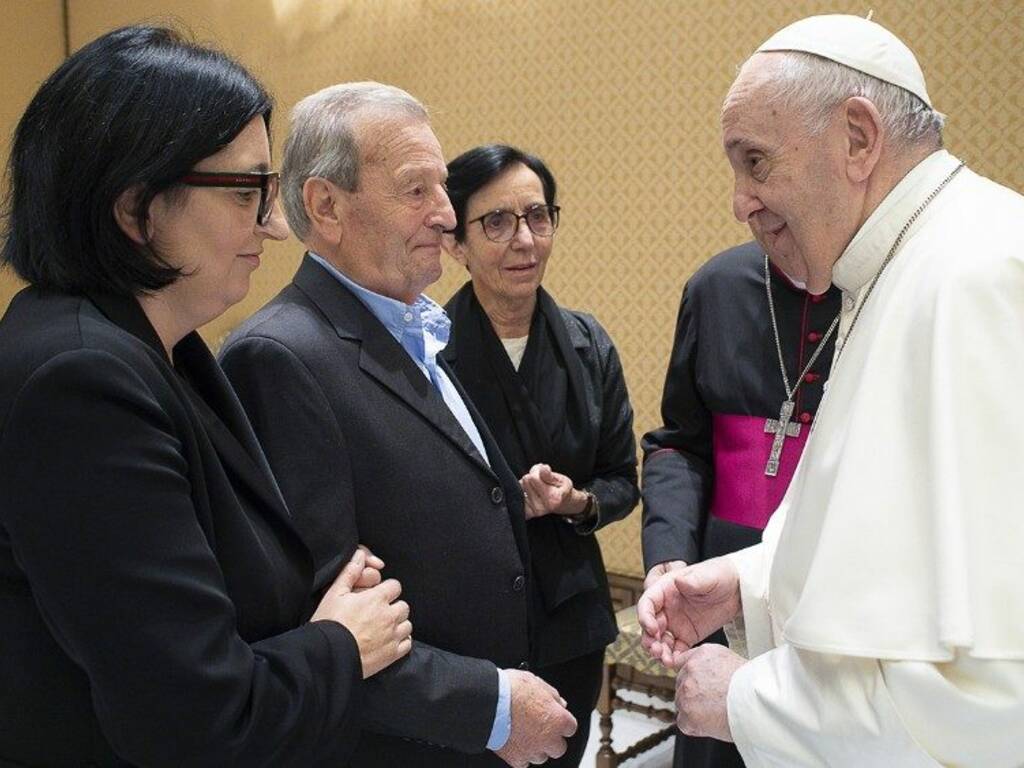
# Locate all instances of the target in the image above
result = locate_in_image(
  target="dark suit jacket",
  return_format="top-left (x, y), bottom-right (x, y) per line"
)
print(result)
top-left (220, 255), bottom-right (532, 767)
top-left (0, 289), bottom-right (362, 767)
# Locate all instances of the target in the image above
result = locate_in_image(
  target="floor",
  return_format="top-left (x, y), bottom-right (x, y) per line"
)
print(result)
top-left (579, 690), bottom-right (675, 767)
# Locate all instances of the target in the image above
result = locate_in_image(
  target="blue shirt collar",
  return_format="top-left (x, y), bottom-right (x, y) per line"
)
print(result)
top-left (307, 250), bottom-right (450, 369)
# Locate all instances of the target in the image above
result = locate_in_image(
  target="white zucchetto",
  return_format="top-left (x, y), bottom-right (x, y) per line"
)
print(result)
top-left (756, 14), bottom-right (933, 108)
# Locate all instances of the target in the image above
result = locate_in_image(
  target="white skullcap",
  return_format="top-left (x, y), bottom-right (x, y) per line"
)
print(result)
top-left (755, 14), bottom-right (932, 108)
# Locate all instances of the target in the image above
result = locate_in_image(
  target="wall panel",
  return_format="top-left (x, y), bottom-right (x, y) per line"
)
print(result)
top-left (4, 0), bottom-right (1021, 575)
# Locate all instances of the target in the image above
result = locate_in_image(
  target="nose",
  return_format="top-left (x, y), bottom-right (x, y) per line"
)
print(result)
top-left (509, 215), bottom-right (534, 248)
top-left (257, 201), bottom-right (290, 241)
top-left (732, 176), bottom-right (763, 223)
top-left (430, 186), bottom-right (457, 232)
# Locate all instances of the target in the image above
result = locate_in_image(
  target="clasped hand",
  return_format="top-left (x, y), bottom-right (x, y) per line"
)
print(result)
top-left (519, 463), bottom-right (588, 520)
top-left (637, 557), bottom-right (746, 741)
top-left (311, 546), bottom-right (413, 678)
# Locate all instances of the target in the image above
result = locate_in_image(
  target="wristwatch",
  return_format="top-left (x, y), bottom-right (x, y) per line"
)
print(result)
top-left (566, 490), bottom-right (600, 534)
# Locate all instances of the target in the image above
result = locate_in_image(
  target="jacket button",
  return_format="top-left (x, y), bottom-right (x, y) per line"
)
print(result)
top-left (491, 486), bottom-right (504, 504)
top-left (807, 331), bottom-right (822, 343)
top-left (518, 661), bottom-right (530, 670)
top-left (512, 575), bottom-right (525, 592)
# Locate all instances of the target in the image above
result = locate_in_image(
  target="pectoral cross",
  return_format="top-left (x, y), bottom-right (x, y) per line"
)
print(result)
top-left (764, 400), bottom-right (801, 477)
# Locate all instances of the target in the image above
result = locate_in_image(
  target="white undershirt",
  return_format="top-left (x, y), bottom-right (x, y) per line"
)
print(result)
top-left (500, 336), bottom-right (529, 371)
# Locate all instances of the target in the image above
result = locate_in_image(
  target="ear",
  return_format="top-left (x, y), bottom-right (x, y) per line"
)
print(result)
top-left (442, 231), bottom-right (469, 269)
top-left (842, 96), bottom-right (883, 183)
top-left (113, 185), bottom-right (150, 245)
top-left (303, 177), bottom-right (345, 244)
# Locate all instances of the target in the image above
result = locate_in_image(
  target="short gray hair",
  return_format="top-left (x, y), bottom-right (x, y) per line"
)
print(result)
top-left (280, 82), bottom-right (428, 240)
top-left (766, 52), bottom-right (945, 149)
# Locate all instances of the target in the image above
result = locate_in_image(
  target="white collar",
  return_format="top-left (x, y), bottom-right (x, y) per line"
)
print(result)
top-left (832, 150), bottom-right (962, 295)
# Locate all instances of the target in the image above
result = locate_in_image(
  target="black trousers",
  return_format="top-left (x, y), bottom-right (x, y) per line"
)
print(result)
top-left (673, 731), bottom-right (746, 768)
top-left (533, 649), bottom-right (605, 768)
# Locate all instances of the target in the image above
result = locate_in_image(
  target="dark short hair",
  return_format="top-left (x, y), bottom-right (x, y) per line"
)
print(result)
top-left (1, 25), bottom-right (273, 295)
top-left (446, 144), bottom-right (557, 242)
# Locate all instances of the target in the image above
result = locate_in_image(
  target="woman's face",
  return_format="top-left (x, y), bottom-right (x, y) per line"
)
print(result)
top-left (448, 163), bottom-right (554, 308)
top-left (147, 116), bottom-right (288, 327)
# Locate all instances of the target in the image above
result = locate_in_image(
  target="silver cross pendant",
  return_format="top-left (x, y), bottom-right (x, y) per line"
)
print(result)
top-left (764, 400), bottom-right (801, 476)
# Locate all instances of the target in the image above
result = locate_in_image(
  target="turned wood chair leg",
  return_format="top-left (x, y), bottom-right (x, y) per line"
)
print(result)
top-left (595, 661), bottom-right (617, 768)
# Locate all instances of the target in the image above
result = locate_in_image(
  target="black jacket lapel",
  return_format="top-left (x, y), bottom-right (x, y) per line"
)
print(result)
top-left (86, 292), bottom-right (297, 536)
top-left (293, 254), bottom-right (493, 474)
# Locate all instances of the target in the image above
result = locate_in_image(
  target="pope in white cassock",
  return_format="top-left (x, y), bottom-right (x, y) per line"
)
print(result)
top-left (639, 13), bottom-right (1024, 768)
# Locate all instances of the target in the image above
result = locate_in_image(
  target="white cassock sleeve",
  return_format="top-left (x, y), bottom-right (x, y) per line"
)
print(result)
top-left (727, 646), bottom-right (1024, 768)
top-left (726, 538), bottom-right (1024, 767)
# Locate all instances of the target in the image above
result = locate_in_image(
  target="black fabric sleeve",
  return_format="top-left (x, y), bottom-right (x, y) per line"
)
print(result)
top-left (0, 350), bottom-right (362, 767)
top-left (578, 317), bottom-right (640, 532)
top-left (641, 283), bottom-right (713, 570)
top-left (220, 335), bottom-right (499, 754)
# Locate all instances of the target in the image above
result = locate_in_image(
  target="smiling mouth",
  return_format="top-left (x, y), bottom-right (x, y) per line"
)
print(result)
top-left (505, 263), bottom-right (536, 272)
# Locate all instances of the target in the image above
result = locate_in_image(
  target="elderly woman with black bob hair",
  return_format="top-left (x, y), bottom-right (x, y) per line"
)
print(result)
top-left (0, 25), bottom-right (411, 767)
top-left (442, 144), bottom-right (639, 766)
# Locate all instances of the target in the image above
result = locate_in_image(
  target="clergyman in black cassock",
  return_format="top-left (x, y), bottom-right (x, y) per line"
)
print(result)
top-left (641, 241), bottom-right (841, 768)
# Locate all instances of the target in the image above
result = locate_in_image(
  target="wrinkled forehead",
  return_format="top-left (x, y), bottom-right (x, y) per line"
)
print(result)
top-left (722, 54), bottom-right (780, 123)
top-left (354, 110), bottom-right (441, 169)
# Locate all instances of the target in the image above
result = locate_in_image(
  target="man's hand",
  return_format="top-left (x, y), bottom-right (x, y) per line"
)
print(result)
top-left (637, 557), bottom-right (742, 668)
top-left (311, 548), bottom-right (413, 678)
top-left (674, 644), bottom-right (746, 742)
top-left (519, 464), bottom-right (589, 520)
top-left (644, 560), bottom-right (687, 591)
top-left (495, 669), bottom-right (577, 768)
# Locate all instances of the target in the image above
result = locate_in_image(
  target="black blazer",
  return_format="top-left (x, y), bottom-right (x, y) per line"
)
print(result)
top-left (0, 289), bottom-right (362, 768)
top-left (220, 255), bottom-right (532, 767)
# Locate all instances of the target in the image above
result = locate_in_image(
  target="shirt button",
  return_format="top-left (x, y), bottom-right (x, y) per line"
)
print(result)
top-left (517, 660), bottom-right (530, 670)
top-left (807, 331), bottom-right (822, 343)
top-left (403, 311), bottom-right (413, 322)
top-left (799, 412), bottom-right (812, 424)
top-left (804, 372), bottom-right (819, 383)
top-left (512, 575), bottom-right (525, 592)
top-left (490, 486), bottom-right (504, 504)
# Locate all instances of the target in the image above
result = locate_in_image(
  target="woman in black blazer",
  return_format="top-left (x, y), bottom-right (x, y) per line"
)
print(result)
top-left (442, 144), bottom-right (640, 767)
top-left (0, 26), bottom-right (410, 767)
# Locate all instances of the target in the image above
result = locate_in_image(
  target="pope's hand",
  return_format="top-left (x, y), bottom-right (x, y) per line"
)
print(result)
top-left (674, 644), bottom-right (745, 742)
top-left (637, 557), bottom-right (741, 668)
top-left (643, 560), bottom-right (687, 591)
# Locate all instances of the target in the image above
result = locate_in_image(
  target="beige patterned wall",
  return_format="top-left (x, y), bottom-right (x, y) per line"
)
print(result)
top-left (4, 0), bottom-right (1023, 576)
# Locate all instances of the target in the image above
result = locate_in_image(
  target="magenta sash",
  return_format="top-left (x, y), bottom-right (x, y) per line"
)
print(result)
top-left (709, 413), bottom-right (808, 530)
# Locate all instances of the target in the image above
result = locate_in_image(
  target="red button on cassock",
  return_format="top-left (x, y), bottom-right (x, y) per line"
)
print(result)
top-left (799, 412), bottom-right (812, 424)
top-left (807, 331), bottom-right (822, 343)
top-left (804, 372), bottom-right (819, 383)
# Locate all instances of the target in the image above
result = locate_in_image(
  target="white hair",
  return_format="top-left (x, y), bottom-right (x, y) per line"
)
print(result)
top-left (280, 82), bottom-right (428, 240)
top-left (766, 52), bottom-right (945, 149)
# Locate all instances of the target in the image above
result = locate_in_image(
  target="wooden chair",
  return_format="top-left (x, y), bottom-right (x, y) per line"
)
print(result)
top-left (596, 574), bottom-right (676, 767)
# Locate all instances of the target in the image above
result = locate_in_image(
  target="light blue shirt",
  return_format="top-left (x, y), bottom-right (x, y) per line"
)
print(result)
top-left (307, 252), bottom-right (512, 750)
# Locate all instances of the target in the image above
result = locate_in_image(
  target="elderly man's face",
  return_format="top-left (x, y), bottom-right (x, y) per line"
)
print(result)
top-left (341, 116), bottom-right (456, 303)
top-left (721, 54), bottom-right (858, 293)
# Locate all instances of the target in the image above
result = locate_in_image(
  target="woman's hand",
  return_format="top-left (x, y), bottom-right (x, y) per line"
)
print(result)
top-left (351, 545), bottom-right (385, 591)
top-left (311, 548), bottom-right (413, 678)
top-left (519, 463), bottom-right (589, 519)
